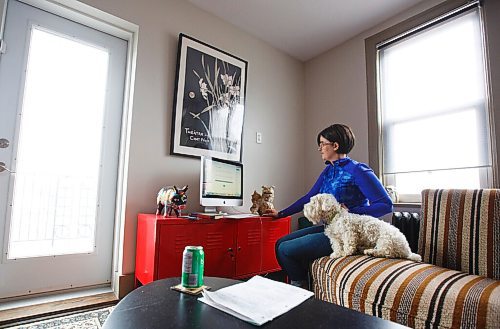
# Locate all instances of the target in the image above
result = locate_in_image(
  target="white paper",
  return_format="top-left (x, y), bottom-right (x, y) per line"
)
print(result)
top-left (223, 213), bottom-right (259, 219)
top-left (198, 276), bottom-right (314, 326)
top-left (199, 292), bottom-right (258, 325)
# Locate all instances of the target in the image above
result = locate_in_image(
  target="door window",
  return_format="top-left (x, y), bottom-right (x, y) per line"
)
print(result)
top-left (8, 27), bottom-right (110, 259)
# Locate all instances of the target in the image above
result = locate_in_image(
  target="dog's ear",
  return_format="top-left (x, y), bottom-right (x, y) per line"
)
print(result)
top-left (321, 194), bottom-right (341, 214)
top-left (304, 198), bottom-right (321, 224)
top-left (320, 194), bottom-right (332, 211)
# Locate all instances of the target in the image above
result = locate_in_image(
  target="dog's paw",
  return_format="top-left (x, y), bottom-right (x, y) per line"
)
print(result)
top-left (330, 252), bottom-right (343, 259)
top-left (343, 246), bottom-right (358, 256)
top-left (363, 248), bottom-right (376, 256)
top-left (407, 253), bottom-right (422, 262)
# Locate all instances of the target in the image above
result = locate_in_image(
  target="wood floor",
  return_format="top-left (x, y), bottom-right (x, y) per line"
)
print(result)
top-left (0, 292), bottom-right (117, 326)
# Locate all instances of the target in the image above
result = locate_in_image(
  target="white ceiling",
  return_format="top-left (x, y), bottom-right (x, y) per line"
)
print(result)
top-left (187, 0), bottom-right (429, 61)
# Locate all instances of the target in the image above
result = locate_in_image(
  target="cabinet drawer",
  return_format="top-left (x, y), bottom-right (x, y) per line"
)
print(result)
top-left (235, 219), bottom-right (262, 277)
top-left (199, 221), bottom-right (235, 278)
top-left (157, 224), bottom-right (197, 279)
top-left (261, 218), bottom-right (290, 272)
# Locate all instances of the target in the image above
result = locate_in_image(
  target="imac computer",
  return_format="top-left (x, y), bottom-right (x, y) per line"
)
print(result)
top-left (200, 156), bottom-right (243, 213)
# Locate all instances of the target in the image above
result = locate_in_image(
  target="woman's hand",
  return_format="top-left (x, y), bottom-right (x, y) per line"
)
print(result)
top-left (263, 209), bottom-right (280, 218)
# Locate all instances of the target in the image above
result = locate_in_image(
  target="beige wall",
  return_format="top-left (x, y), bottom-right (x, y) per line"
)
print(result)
top-left (71, 0), bottom-right (306, 275)
top-left (1, 0), bottom-right (471, 286)
top-left (303, 0), bottom-right (444, 189)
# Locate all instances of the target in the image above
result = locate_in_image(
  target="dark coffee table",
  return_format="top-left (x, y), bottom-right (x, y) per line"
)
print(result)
top-left (103, 277), bottom-right (407, 329)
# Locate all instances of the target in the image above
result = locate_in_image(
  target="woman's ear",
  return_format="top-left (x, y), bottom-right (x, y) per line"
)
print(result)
top-left (332, 142), bottom-right (340, 151)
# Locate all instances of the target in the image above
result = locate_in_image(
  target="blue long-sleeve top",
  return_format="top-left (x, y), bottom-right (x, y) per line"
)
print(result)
top-left (278, 157), bottom-right (393, 218)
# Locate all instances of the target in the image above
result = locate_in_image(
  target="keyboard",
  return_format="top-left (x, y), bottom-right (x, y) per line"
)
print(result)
top-left (224, 213), bottom-right (260, 219)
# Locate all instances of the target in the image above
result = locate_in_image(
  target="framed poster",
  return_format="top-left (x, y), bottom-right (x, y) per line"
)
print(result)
top-left (170, 33), bottom-right (248, 162)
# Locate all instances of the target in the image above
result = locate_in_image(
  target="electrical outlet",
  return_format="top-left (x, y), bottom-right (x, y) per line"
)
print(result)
top-left (256, 132), bottom-right (262, 144)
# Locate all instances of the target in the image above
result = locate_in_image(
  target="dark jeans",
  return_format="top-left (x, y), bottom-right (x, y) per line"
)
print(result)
top-left (275, 225), bottom-right (332, 281)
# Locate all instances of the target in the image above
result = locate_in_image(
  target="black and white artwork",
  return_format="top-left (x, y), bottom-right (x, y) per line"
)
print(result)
top-left (170, 34), bottom-right (248, 162)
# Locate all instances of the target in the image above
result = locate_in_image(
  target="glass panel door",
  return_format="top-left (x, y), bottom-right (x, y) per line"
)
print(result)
top-left (0, 0), bottom-right (127, 299)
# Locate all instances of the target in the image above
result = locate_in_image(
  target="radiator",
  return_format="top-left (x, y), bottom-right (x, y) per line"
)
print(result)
top-left (392, 212), bottom-right (420, 253)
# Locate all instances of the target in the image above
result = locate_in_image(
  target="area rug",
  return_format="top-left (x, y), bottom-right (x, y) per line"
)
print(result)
top-left (6, 306), bottom-right (114, 329)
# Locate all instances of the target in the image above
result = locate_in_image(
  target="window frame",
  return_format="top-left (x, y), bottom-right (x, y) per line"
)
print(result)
top-left (365, 0), bottom-right (500, 204)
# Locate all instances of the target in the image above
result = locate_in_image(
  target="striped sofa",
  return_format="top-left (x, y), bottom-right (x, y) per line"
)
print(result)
top-left (311, 189), bottom-right (500, 328)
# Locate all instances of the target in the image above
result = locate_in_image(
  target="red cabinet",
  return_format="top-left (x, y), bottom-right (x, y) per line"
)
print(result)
top-left (261, 219), bottom-right (291, 272)
top-left (234, 219), bottom-right (262, 278)
top-left (135, 214), bottom-right (290, 285)
top-left (199, 221), bottom-right (236, 278)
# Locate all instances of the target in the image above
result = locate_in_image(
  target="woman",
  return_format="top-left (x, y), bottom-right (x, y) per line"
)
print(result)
top-left (266, 124), bottom-right (393, 288)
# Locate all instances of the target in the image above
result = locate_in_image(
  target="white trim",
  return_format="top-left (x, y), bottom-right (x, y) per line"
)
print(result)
top-left (112, 19), bottom-right (138, 298)
top-left (18, 0), bottom-right (136, 40)
top-left (0, 0), bottom-right (8, 54)
top-left (479, 4), bottom-right (499, 187)
top-left (397, 193), bottom-right (422, 203)
top-left (0, 0), bottom-right (7, 39)
top-left (13, 0), bottom-right (138, 298)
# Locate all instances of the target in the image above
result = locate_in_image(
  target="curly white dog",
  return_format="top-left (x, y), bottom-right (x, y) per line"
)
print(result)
top-left (304, 193), bottom-right (421, 262)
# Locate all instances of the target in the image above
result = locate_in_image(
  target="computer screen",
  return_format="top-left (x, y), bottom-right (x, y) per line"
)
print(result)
top-left (200, 156), bottom-right (243, 210)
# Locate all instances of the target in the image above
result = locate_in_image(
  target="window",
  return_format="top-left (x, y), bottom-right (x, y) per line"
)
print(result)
top-left (8, 27), bottom-right (109, 258)
top-left (366, 0), bottom-right (499, 203)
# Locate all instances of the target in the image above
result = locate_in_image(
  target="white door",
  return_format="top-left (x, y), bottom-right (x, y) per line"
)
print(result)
top-left (0, 0), bottom-right (127, 299)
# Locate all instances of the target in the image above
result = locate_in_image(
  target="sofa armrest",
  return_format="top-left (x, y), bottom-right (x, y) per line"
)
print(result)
top-left (419, 189), bottom-right (500, 279)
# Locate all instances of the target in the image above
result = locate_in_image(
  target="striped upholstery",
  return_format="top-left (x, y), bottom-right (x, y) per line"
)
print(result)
top-left (419, 189), bottom-right (500, 280)
top-left (311, 255), bottom-right (500, 329)
top-left (311, 189), bottom-right (500, 328)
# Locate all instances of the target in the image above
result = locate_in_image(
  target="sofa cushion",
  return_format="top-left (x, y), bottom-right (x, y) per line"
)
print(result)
top-left (311, 255), bottom-right (500, 329)
top-left (419, 189), bottom-right (500, 280)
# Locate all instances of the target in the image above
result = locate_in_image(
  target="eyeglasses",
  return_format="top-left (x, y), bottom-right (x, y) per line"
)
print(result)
top-left (318, 141), bottom-right (334, 149)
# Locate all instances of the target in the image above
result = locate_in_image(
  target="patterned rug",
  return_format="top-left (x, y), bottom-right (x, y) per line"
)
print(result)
top-left (6, 306), bottom-right (114, 329)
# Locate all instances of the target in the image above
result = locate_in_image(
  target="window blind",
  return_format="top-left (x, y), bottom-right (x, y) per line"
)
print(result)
top-left (378, 7), bottom-right (493, 198)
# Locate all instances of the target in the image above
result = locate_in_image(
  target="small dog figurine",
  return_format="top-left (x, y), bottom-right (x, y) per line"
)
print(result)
top-left (258, 185), bottom-right (275, 216)
top-left (250, 191), bottom-right (262, 215)
top-left (304, 193), bottom-right (421, 261)
top-left (156, 185), bottom-right (188, 217)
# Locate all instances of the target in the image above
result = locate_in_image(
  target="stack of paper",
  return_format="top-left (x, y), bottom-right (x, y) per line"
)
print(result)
top-left (223, 213), bottom-right (259, 219)
top-left (198, 276), bottom-right (314, 326)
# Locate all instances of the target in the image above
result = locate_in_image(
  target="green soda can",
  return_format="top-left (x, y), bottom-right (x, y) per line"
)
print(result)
top-left (181, 246), bottom-right (204, 288)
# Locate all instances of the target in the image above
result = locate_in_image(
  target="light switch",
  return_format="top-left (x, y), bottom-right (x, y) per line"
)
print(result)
top-left (256, 132), bottom-right (262, 144)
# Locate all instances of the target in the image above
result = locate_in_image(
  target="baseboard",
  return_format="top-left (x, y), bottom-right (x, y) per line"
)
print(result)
top-left (0, 291), bottom-right (116, 326)
top-left (116, 273), bottom-right (135, 299)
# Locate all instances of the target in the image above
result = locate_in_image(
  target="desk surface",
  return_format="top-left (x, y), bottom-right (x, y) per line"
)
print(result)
top-left (103, 277), bottom-right (407, 329)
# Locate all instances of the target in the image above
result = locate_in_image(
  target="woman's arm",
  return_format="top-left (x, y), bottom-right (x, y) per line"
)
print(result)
top-left (275, 167), bottom-right (327, 218)
top-left (349, 163), bottom-right (393, 217)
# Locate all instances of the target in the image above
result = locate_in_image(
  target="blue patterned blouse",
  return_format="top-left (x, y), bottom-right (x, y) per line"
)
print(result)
top-left (278, 157), bottom-right (392, 218)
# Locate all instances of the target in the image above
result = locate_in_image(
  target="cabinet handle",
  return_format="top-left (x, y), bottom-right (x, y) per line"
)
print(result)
top-left (227, 248), bottom-right (233, 252)
top-left (237, 246), bottom-right (241, 251)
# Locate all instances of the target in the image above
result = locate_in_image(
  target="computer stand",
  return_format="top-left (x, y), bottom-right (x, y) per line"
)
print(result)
top-left (204, 206), bottom-right (217, 214)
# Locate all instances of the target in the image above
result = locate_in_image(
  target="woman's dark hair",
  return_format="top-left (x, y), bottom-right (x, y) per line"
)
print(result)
top-left (317, 124), bottom-right (355, 154)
